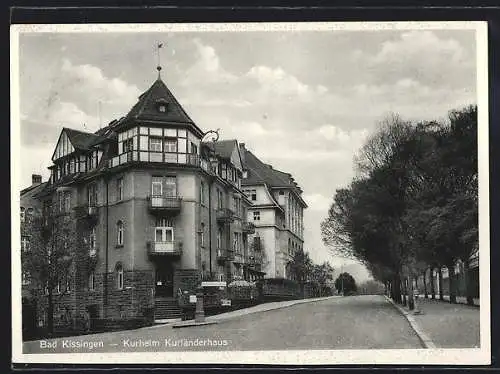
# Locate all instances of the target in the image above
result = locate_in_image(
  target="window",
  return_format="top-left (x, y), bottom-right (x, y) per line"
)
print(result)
top-left (200, 181), bottom-right (205, 205)
top-left (116, 263), bottom-right (124, 290)
top-left (217, 189), bottom-right (223, 209)
top-left (20, 207), bottom-right (25, 223)
top-left (89, 227), bottom-right (96, 255)
top-left (217, 228), bottom-right (223, 248)
top-left (123, 138), bottom-right (134, 153)
top-left (164, 176), bottom-right (176, 197)
top-left (164, 138), bottom-right (177, 153)
top-left (155, 218), bottom-right (174, 243)
top-left (253, 211), bottom-right (260, 221)
top-left (21, 236), bottom-right (30, 252)
top-left (253, 236), bottom-right (261, 251)
top-left (149, 137), bottom-right (162, 152)
top-left (190, 142), bottom-right (198, 154)
top-left (158, 104), bottom-right (166, 113)
top-left (200, 223), bottom-right (205, 247)
top-left (87, 183), bottom-right (98, 206)
top-left (62, 191), bottom-right (71, 212)
top-left (88, 272), bottom-right (95, 291)
top-left (152, 176), bottom-right (163, 196)
top-left (117, 221), bottom-right (124, 246)
top-left (117, 177), bottom-right (123, 201)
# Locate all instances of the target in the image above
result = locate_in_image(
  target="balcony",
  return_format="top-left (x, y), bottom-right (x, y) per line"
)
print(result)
top-left (147, 241), bottom-right (183, 256)
top-left (216, 248), bottom-right (234, 263)
top-left (148, 195), bottom-right (182, 213)
top-left (242, 221), bottom-right (255, 234)
top-left (233, 252), bottom-right (244, 264)
top-left (107, 152), bottom-right (214, 174)
top-left (216, 208), bottom-right (235, 223)
top-left (77, 204), bottom-right (98, 221)
top-left (246, 255), bottom-right (263, 268)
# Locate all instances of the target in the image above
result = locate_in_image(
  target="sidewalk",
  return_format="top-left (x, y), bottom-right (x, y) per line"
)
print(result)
top-left (418, 294), bottom-right (479, 307)
top-left (204, 296), bottom-right (339, 323)
top-left (398, 297), bottom-right (480, 348)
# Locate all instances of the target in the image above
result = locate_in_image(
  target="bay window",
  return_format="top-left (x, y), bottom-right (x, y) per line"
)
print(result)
top-left (164, 138), bottom-right (177, 153)
top-left (149, 137), bottom-right (162, 152)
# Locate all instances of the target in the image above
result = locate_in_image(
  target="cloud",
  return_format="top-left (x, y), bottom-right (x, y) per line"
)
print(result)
top-left (355, 30), bottom-right (475, 90)
top-left (60, 59), bottom-right (141, 104)
top-left (303, 193), bottom-right (332, 212)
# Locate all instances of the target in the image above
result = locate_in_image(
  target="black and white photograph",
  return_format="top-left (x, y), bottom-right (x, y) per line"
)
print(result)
top-left (11, 22), bottom-right (490, 365)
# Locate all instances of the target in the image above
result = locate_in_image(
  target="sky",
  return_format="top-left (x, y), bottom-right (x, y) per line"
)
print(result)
top-left (16, 26), bottom-right (478, 282)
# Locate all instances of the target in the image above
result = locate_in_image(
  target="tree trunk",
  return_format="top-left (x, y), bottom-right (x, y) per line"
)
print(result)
top-left (423, 271), bottom-right (428, 298)
top-left (430, 267), bottom-right (435, 299)
top-left (393, 274), bottom-right (402, 304)
top-left (408, 276), bottom-right (415, 310)
top-left (402, 278), bottom-right (407, 306)
top-left (463, 259), bottom-right (474, 305)
top-left (448, 264), bottom-right (457, 304)
top-left (438, 267), bottom-right (444, 300)
top-left (47, 288), bottom-right (54, 336)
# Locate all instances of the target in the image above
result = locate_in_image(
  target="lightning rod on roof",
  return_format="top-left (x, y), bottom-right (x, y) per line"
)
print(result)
top-left (156, 42), bottom-right (164, 78)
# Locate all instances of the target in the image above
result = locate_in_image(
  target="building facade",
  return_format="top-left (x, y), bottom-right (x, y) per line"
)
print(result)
top-left (240, 143), bottom-right (307, 279)
top-left (20, 74), bottom-right (305, 328)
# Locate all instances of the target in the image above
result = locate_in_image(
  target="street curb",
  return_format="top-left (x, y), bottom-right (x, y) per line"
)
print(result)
top-left (172, 320), bottom-right (218, 328)
top-left (384, 295), bottom-right (436, 349)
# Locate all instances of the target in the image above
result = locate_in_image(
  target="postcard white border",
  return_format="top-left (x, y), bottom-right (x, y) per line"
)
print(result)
top-left (11, 21), bottom-right (490, 365)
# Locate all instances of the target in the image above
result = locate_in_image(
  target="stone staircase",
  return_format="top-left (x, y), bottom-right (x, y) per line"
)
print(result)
top-left (154, 297), bottom-right (182, 321)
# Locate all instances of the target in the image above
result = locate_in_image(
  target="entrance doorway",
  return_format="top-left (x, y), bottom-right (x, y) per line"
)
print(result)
top-left (155, 263), bottom-right (174, 298)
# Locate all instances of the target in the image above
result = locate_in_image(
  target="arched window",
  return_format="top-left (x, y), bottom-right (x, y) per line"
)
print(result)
top-left (117, 220), bottom-right (124, 246)
top-left (20, 207), bottom-right (25, 223)
top-left (116, 263), bottom-right (124, 290)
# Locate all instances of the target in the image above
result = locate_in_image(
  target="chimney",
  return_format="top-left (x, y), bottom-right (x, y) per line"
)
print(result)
top-left (32, 174), bottom-right (42, 185)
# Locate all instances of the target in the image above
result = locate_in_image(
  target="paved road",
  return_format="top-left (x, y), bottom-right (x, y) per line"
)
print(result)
top-left (23, 295), bottom-right (422, 353)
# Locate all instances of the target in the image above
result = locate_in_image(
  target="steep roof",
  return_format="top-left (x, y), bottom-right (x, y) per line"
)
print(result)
top-left (240, 145), bottom-right (307, 207)
top-left (64, 128), bottom-right (106, 151)
top-left (126, 78), bottom-right (195, 125)
top-left (203, 140), bottom-right (236, 160)
top-left (21, 182), bottom-right (48, 197)
top-left (241, 147), bottom-right (296, 188)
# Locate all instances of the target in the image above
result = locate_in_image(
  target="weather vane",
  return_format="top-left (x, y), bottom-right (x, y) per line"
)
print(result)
top-left (156, 42), bottom-right (164, 78)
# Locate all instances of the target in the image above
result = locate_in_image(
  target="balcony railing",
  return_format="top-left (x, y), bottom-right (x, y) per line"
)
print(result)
top-left (242, 221), bottom-right (255, 234)
top-left (147, 195), bottom-right (182, 212)
top-left (107, 151), bottom-right (213, 174)
top-left (216, 248), bottom-right (234, 262)
top-left (246, 253), bottom-right (263, 266)
top-left (216, 208), bottom-right (235, 222)
top-left (147, 241), bottom-right (183, 256)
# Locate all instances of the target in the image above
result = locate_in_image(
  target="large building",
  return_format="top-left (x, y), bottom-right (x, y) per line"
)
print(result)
top-left (240, 144), bottom-right (307, 279)
top-left (20, 71), bottom-right (306, 328)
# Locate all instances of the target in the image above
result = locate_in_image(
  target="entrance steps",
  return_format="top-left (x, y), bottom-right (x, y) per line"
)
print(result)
top-left (155, 296), bottom-right (182, 320)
